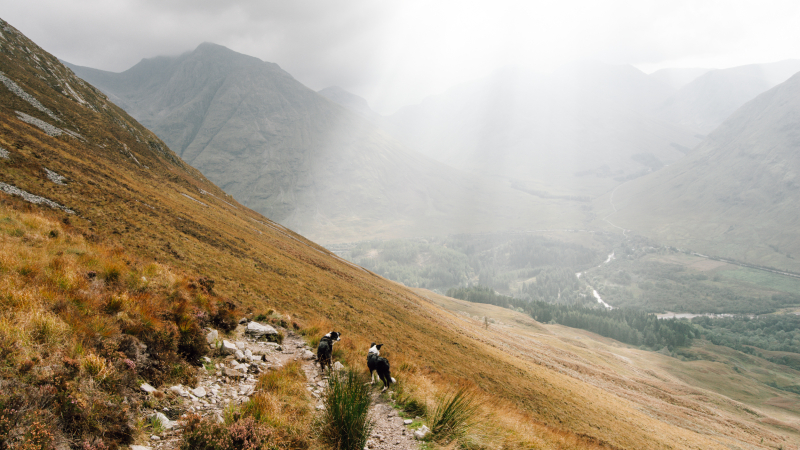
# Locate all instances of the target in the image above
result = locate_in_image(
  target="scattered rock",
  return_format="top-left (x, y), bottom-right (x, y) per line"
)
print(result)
top-left (302, 350), bottom-right (315, 360)
top-left (332, 361), bottom-right (344, 371)
top-left (414, 425), bottom-right (429, 440)
top-left (192, 386), bottom-right (206, 398)
top-left (403, 419), bottom-right (413, 425)
top-left (239, 317), bottom-right (248, 324)
top-left (225, 368), bottom-right (244, 378)
top-left (140, 383), bottom-right (156, 394)
top-left (245, 321), bottom-right (278, 338)
top-left (206, 329), bottom-right (219, 345)
top-left (169, 385), bottom-right (187, 397)
top-left (221, 340), bottom-right (237, 355)
top-left (235, 350), bottom-right (245, 361)
top-left (130, 446), bottom-right (152, 450)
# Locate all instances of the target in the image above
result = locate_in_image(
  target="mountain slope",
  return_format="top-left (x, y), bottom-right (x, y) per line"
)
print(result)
top-left (3, 17), bottom-right (797, 450)
top-left (67, 46), bottom-right (575, 243)
top-left (657, 59), bottom-right (800, 134)
top-left (606, 71), bottom-right (800, 272)
top-left (383, 63), bottom-right (700, 197)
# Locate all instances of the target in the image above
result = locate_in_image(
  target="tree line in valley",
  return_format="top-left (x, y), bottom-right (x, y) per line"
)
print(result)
top-left (448, 285), bottom-right (800, 367)
top-left (447, 285), bottom-right (693, 350)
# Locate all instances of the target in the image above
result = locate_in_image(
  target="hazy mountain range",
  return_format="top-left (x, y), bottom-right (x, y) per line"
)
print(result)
top-left (381, 63), bottom-right (701, 197)
top-left (67, 44), bottom-right (580, 243)
top-left (68, 42), bottom-right (800, 271)
top-left (656, 59), bottom-right (800, 133)
top-left (608, 71), bottom-right (800, 272)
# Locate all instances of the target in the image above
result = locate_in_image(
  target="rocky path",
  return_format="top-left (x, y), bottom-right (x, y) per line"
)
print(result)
top-left (133, 321), bottom-right (422, 450)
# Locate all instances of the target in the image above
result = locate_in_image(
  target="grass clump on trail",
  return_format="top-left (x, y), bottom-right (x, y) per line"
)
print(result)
top-left (427, 386), bottom-right (482, 444)
top-left (318, 369), bottom-right (374, 450)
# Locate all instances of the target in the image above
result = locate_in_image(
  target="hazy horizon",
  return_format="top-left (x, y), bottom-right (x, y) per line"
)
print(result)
top-left (5, 0), bottom-right (800, 114)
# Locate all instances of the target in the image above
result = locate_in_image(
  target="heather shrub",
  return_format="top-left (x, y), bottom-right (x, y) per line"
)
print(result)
top-left (180, 414), bottom-right (272, 450)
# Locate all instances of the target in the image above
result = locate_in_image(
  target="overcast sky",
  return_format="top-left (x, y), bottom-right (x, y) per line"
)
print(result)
top-left (3, 0), bottom-right (800, 114)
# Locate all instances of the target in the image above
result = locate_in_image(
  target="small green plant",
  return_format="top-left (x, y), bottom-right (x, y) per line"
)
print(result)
top-left (148, 414), bottom-right (166, 434)
top-left (318, 369), bottom-right (373, 450)
top-left (426, 387), bottom-right (482, 444)
top-left (266, 330), bottom-right (284, 344)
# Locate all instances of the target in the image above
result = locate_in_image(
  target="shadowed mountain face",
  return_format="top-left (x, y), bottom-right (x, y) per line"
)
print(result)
top-left (382, 63), bottom-right (701, 197)
top-left (609, 72), bottom-right (800, 272)
top-left (656, 60), bottom-right (800, 134)
top-left (68, 45), bottom-right (579, 242)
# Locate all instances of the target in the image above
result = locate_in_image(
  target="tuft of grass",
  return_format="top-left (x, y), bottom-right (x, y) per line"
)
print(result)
top-left (426, 386), bottom-right (482, 444)
top-left (318, 369), bottom-right (373, 450)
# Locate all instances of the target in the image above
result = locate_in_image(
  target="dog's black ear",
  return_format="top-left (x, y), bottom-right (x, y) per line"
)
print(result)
top-left (370, 342), bottom-right (376, 348)
top-left (376, 344), bottom-right (383, 350)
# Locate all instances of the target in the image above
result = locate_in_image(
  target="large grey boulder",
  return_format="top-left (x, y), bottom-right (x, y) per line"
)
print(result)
top-left (245, 322), bottom-right (278, 338)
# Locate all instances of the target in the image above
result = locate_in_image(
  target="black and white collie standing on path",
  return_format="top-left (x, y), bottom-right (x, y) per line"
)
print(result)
top-left (317, 331), bottom-right (341, 373)
top-left (367, 343), bottom-right (396, 391)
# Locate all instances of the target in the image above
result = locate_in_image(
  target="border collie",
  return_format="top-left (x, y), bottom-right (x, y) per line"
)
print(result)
top-left (367, 343), bottom-right (396, 391)
top-left (317, 331), bottom-right (341, 373)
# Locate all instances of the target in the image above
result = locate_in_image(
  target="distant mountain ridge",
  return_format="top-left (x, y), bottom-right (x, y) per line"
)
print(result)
top-left (649, 67), bottom-right (710, 90)
top-left (608, 71), bottom-right (800, 272)
top-left (68, 44), bottom-right (578, 242)
top-left (656, 60), bottom-right (800, 133)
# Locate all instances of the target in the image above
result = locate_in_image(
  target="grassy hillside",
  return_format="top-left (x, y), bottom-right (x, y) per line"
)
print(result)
top-left (420, 290), bottom-right (800, 449)
top-left (1, 16), bottom-right (796, 450)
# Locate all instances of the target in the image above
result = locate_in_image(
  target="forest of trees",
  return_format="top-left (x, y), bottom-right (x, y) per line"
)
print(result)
top-left (692, 315), bottom-right (800, 355)
top-left (448, 286), bottom-right (694, 350)
top-left (449, 285), bottom-right (800, 368)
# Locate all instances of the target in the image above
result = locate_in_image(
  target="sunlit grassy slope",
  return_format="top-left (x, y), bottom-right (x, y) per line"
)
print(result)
top-left (418, 288), bottom-right (800, 449)
top-left (1, 16), bottom-right (795, 449)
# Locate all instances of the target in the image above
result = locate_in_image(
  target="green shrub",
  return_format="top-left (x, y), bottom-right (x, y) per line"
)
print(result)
top-left (318, 369), bottom-right (373, 450)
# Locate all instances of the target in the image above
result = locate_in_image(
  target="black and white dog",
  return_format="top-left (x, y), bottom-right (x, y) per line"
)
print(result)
top-left (367, 343), bottom-right (396, 391)
top-left (317, 331), bottom-right (341, 373)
